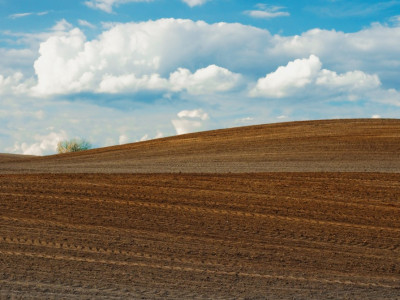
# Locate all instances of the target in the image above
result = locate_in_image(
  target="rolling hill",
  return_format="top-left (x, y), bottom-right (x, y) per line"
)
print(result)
top-left (0, 119), bottom-right (399, 299)
top-left (1, 118), bottom-right (400, 173)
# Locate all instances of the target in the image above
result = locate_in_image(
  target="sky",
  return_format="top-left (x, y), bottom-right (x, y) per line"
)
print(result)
top-left (1, 0), bottom-right (400, 155)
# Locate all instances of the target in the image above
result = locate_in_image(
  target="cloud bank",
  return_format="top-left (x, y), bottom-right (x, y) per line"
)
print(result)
top-left (251, 55), bottom-right (381, 99)
top-left (28, 19), bottom-right (400, 107)
top-left (2, 18), bottom-right (400, 155)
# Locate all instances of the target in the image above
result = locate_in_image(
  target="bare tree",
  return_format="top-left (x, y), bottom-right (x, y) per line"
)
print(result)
top-left (57, 138), bottom-right (92, 154)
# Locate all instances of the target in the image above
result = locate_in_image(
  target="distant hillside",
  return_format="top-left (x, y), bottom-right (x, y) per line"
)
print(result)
top-left (1, 119), bottom-right (400, 173)
top-left (0, 153), bottom-right (36, 163)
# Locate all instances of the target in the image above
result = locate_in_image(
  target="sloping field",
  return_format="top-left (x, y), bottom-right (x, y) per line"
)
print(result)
top-left (0, 154), bottom-right (35, 163)
top-left (1, 173), bottom-right (399, 299)
top-left (0, 119), bottom-right (400, 299)
top-left (1, 119), bottom-right (400, 173)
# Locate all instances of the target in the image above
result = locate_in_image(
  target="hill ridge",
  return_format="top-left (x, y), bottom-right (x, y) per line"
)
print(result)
top-left (1, 119), bottom-right (399, 173)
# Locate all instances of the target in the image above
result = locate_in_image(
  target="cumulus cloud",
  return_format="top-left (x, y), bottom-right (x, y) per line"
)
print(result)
top-left (172, 109), bottom-right (209, 135)
top-left (251, 55), bottom-right (382, 99)
top-left (30, 19), bottom-right (268, 95)
top-left (0, 72), bottom-right (33, 95)
top-left (269, 24), bottom-right (400, 85)
top-left (9, 18), bottom-right (400, 87)
top-left (245, 4), bottom-right (290, 19)
top-left (32, 28), bottom-right (89, 95)
top-left (1, 17), bottom-right (393, 110)
top-left (52, 19), bottom-right (73, 31)
top-left (84, 0), bottom-right (153, 13)
top-left (11, 131), bottom-right (67, 156)
top-left (32, 20), bottom-right (243, 96)
top-left (316, 69), bottom-right (381, 91)
top-left (251, 55), bottom-right (322, 98)
top-left (169, 65), bottom-right (241, 95)
top-left (182, 0), bottom-right (209, 7)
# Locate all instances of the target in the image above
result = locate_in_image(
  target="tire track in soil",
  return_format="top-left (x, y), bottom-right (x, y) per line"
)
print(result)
top-left (0, 279), bottom-right (131, 299)
top-left (2, 191), bottom-right (400, 233)
top-left (1, 233), bottom-right (399, 263)
top-left (1, 250), bottom-right (398, 290)
top-left (1, 214), bottom-right (399, 256)
top-left (1, 172), bottom-right (400, 298)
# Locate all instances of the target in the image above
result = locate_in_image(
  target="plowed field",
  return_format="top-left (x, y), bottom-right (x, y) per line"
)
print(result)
top-left (1, 119), bottom-right (400, 298)
top-left (2, 119), bottom-right (400, 173)
top-left (1, 173), bottom-right (399, 299)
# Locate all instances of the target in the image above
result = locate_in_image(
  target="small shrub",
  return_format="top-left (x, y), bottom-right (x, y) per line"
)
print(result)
top-left (57, 138), bottom-right (92, 154)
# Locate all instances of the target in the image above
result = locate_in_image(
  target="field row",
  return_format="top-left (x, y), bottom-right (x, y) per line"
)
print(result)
top-left (0, 173), bottom-right (399, 299)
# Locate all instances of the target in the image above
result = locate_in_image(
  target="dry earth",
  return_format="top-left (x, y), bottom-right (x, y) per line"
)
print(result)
top-left (0, 119), bottom-right (400, 299)
top-left (1, 119), bottom-right (400, 173)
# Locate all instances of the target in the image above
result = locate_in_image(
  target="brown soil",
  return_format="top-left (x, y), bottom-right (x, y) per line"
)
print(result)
top-left (1, 119), bottom-right (400, 173)
top-left (0, 119), bottom-right (400, 299)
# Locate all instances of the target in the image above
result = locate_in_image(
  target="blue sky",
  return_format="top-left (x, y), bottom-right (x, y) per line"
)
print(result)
top-left (0, 0), bottom-right (399, 155)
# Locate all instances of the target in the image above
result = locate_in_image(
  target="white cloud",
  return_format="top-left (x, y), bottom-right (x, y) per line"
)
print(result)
top-left (78, 19), bottom-right (96, 29)
top-left (235, 117), bottom-right (254, 124)
top-left (251, 55), bottom-right (322, 98)
top-left (172, 119), bottom-right (203, 135)
top-left (269, 24), bottom-right (400, 85)
top-left (3, 18), bottom-right (400, 109)
top-left (182, 0), bottom-right (208, 7)
top-left (390, 15), bottom-right (400, 26)
top-left (246, 10), bottom-right (290, 18)
top-left (9, 11), bottom-right (48, 19)
top-left (119, 134), bottom-right (129, 144)
top-left (84, 0), bottom-right (153, 13)
top-left (11, 131), bottom-right (67, 156)
top-left (371, 114), bottom-right (381, 119)
top-left (32, 20), bottom-right (243, 96)
top-left (154, 131), bottom-right (163, 139)
top-left (139, 134), bottom-right (149, 141)
top-left (32, 28), bottom-right (89, 95)
top-left (172, 109), bottom-right (209, 135)
top-left (0, 72), bottom-right (33, 95)
top-left (177, 109), bottom-right (209, 120)
top-left (371, 88), bottom-right (400, 107)
top-left (98, 73), bottom-right (168, 93)
top-left (3, 19), bottom-right (400, 156)
top-left (245, 5), bottom-right (290, 19)
top-left (170, 65), bottom-right (241, 95)
top-left (316, 69), bottom-right (381, 91)
top-left (52, 19), bottom-right (73, 31)
top-left (119, 131), bottom-right (162, 144)
top-left (31, 19), bottom-right (271, 96)
top-left (9, 13), bottom-right (33, 19)
top-left (0, 48), bottom-right (36, 75)
top-left (10, 18), bottom-right (400, 94)
top-left (251, 55), bottom-right (383, 99)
